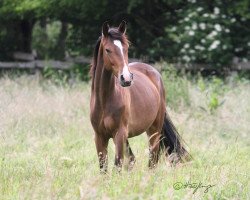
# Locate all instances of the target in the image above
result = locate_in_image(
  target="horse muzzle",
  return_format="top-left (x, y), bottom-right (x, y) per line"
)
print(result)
top-left (120, 73), bottom-right (133, 87)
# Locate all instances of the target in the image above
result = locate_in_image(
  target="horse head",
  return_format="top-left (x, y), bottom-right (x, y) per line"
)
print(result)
top-left (101, 21), bottom-right (133, 87)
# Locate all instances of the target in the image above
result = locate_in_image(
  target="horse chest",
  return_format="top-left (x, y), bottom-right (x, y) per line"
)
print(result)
top-left (104, 103), bottom-right (125, 130)
top-left (91, 103), bottom-right (125, 135)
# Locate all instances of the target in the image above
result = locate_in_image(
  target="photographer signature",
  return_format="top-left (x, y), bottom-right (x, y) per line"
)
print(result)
top-left (173, 181), bottom-right (215, 194)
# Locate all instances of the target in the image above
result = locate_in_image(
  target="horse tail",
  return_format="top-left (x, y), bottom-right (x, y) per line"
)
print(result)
top-left (160, 112), bottom-right (192, 163)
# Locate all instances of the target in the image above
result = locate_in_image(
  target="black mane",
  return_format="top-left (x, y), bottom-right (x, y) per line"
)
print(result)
top-left (90, 36), bottom-right (101, 78)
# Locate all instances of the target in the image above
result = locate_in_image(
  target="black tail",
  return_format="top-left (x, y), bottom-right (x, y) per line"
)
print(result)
top-left (160, 112), bottom-right (191, 163)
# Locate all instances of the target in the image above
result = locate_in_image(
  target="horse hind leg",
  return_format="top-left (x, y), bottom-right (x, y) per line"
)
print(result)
top-left (146, 110), bottom-right (164, 169)
top-left (146, 127), bottom-right (161, 169)
top-left (124, 139), bottom-right (136, 171)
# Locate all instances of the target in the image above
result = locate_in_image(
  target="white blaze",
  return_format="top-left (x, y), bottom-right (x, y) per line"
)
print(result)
top-left (113, 40), bottom-right (130, 81)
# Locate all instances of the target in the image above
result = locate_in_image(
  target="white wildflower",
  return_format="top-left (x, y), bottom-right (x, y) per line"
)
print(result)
top-left (185, 26), bottom-right (190, 30)
top-left (180, 48), bottom-right (186, 53)
top-left (207, 31), bottom-right (218, 39)
top-left (209, 40), bottom-right (221, 50)
top-left (203, 13), bottom-right (209, 17)
top-left (192, 23), bottom-right (197, 30)
top-left (214, 7), bottom-right (220, 15)
top-left (222, 45), bottom-right (227, 50)
top-left (183, 55), bottom-right (191, 62)
top-left (188, 13), bottom-right (194, 18)
top-left (242, 58), bottom-right (248, 63)
top-left (225, 29), bottom-right (230, 33)
top-left (210, 14), bottom-right (216, 19)
top-left (200, 46), bottom-right (205, 51)
top-left (171, 26), bottom-right (177, 31)
top-left (197, 7), bottom-right (203, 12)
top-left (184, 17), bottom-right (190, 22)
top-left (184, 43), bottom-right (190, 49)
top-left (235, 48), bottom-right (242, 52)
top-left (201, 39), bottom-right (206, 44)
top-left (195, 45), bottom-right (200, 49)
top-left (231, 18), bottom-right (236, 23)
top-left (189, 30), bottom-right (195, 36)
top-left (248, 42), bottom-right (250, 46)
top-left (199, 23), bottom-right (206, 30)
top-left (195, 45), bottom-right (205, 51)
top-left (214, 24), bottom-right (222, 32)
top-left (189, 49), bottom-right (195, 54)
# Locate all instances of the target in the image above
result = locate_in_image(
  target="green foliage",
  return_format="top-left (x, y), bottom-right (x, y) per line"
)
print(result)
top-left (197, 76), bottom-right (226, 113)
top-left (162, 63), bottom-right (190, 109)
top-left (161, 62), bottom-right (229, 113)
top-left (42, 63), bottom-right (90, 85)
top-left (168, 1), bottom-right (250, 66)
top-left (161, 63), bottom-right (227, 113)
top-left (172, 6), bottom-right (232, 65)
top-left (0, 25), bottom-right (10, 60)
top-left (209, 93), bottom-right (219, 112)
top-left (0, 0), bottom-right (46, 19)
top-left (42, 67), bottom-right (68, 85)
top-left (32, 21), bottom-right (62, 59)
top-left (0, 0), bottom-right (250, 67)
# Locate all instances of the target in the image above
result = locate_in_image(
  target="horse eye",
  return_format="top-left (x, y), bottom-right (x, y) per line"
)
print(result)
top-left (105, 49), bottom-right (111, 54)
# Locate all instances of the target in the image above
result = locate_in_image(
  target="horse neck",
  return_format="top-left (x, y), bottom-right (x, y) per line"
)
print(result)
top-left (92, 51), bottom-right (116, 107)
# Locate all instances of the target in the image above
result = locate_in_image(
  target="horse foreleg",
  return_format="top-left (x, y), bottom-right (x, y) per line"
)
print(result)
top-left (113, 127), bottom-right (127, 171)
top-left (125, 140), bottom-right (136, 170)
top-left (95, 134), bottom-right (109, 173)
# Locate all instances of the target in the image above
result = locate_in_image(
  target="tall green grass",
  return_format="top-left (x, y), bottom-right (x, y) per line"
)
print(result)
top-left (0, 72), bottom-right (249, 199)
top-left (162, 65), bottom-right (190, 110)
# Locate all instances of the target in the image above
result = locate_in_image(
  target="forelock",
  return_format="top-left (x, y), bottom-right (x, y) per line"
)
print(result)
top-left (107, 28), bottom-right (127, 45)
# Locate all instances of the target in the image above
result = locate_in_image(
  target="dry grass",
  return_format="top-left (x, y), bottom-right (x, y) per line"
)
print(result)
top-left (0, 74), bottom-right (249, 200)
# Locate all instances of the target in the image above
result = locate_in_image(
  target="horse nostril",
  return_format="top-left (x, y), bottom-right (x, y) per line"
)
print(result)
top-left (120, 74), bottom-right (125, 81)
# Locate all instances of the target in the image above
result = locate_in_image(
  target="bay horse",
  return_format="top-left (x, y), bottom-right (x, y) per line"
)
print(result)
top-left (90, 21), bottom-right (190, 172)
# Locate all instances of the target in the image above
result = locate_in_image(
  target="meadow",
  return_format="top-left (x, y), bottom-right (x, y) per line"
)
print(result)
top-left (0, 69), bottom-right (249, 200)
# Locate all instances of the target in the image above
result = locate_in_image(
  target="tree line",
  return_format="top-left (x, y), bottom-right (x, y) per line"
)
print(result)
top-left (0, 0), bottom-right (249, 67)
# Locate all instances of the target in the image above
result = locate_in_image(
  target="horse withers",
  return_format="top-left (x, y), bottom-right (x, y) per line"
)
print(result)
top-left (90, 21), bottom-right (190, 172)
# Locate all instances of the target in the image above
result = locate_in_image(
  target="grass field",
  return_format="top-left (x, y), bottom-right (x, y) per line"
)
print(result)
top-left (0, 72), bottom-right (249, 200)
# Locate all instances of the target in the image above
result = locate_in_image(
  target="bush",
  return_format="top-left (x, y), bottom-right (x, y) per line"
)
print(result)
top-left (161, 63), bottom-right (190, 109)
top-left (32, 21), bottom-right (62, 59)
top-left (1, 0), bottom-right (250, 67)
top-left (167, 1), bottom-right (250, 67)
top-left (42, 63), bottom-right (90, 85)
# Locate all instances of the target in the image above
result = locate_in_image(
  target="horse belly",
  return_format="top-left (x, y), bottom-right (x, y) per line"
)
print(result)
top-left (128, 78), bottom-right (161, 137)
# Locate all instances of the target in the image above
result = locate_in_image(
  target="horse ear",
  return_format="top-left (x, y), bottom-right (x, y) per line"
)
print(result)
top-left (102, 21), bottom-right (109, 37)
top-left (118, 20), bottom-right (127, 34)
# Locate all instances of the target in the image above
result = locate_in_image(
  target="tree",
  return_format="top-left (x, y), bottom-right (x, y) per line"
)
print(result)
top-left (0, 0), bottom-right (46, 59)
top-left (0, 0), bottom-right (249, 65)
